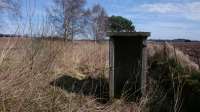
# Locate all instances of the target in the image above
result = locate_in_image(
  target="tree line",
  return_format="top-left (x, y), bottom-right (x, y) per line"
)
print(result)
top-left (0, 0), bottom-right (135, 41)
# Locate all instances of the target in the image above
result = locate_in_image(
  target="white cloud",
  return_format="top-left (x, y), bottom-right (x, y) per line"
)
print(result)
top-left (0, 0), bottom-right (10, 9)
top-left (140, 3), bottom-right (181, 13)
top-left (134, 2), bottom-right (200, 21)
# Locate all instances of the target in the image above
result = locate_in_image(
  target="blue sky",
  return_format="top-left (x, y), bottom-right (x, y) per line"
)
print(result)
top-left (87, 0), bottom-right (200, 40)
top-left (1, 0), bottom-right (200, 40)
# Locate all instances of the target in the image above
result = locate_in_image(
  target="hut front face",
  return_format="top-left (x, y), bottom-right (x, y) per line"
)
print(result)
top-left (108, 32), bottom-right (150, 99)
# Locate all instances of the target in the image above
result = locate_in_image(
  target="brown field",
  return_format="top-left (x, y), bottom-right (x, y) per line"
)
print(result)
top-left (172, 42), bottom-right (200, 67)
top-left (0, 37), bottom-right (199, 112)
top-left (148, 41), bottom-right (200, 68)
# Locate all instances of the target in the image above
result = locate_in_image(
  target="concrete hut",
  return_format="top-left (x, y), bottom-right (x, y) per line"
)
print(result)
top-left (108, 32), bottom-right (150, 99)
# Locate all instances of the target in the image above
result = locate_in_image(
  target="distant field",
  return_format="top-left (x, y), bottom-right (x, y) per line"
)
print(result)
top-left (148, 41), bottom-right (200, 67)
top-left (172, 42), bottom-right (200, 67)
top-left (0, 37), bottom-right (199, 67)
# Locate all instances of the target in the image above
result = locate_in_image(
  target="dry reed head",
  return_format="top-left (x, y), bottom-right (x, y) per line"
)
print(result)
top-left (54, 41), bottom-right (109, 79)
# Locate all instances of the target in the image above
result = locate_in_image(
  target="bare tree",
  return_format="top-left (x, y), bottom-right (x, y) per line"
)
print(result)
top-left (90, 4), bottom-right (108, 41)
top-left (48, 0), bottom-right (86, 41)
top-left (0, 0), bottom-right (21, 30)
top-left (0, 0), bottom-right (20, 15)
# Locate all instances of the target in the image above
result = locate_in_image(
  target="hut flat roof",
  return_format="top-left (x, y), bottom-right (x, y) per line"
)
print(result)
top-left (107, 32), bottom-right (150, 38)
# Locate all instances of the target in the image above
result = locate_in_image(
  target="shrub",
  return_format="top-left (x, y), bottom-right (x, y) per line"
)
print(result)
top-left (147, 43), bottom-right (200, 112)
top-left (183, 71), bottom-right (200, 111)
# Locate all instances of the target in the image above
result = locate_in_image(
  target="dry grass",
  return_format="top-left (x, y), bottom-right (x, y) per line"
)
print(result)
top-left (147, 42), bottom-right (200, 112)
top-left (0, 38), bottom-right (198, 112)
top-left (54, 41), bottom-right (109, 79)
top-left (0, 38), bottom-right (146, 112)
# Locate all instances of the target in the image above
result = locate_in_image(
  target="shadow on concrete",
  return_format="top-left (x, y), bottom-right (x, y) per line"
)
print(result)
top-left (50, 74), bottom-right (109, 104)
